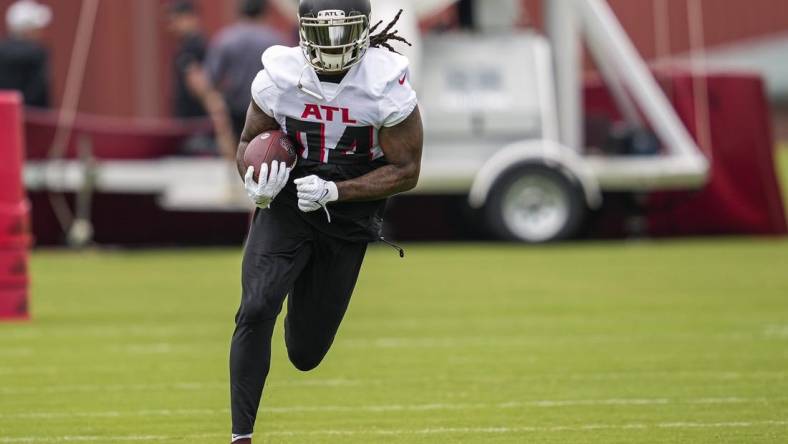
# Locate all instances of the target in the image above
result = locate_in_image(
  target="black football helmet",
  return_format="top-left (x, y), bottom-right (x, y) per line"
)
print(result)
top-left (298, 0), bottom-right (372, 73)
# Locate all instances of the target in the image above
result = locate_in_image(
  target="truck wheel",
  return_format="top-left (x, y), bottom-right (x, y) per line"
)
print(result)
top-left (485, 164), bottom-right (586, 243)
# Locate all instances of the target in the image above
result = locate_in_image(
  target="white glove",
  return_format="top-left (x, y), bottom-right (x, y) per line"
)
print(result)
top-left (294, 175), bottom-right (338, 221)
top-left (244, 161), bottom-right (291, 209)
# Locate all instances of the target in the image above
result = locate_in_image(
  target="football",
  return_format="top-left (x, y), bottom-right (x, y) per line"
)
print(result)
top-left (243, 130), bottom-right (298, 181)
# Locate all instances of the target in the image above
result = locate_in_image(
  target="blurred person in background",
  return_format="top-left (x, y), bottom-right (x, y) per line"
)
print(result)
top-left (0, 0), bottom-right (52, 107)
top-left (457, 0), bottom-right (473, 28)
top-left (205, 0), bottom-right (287, 139)
top-left (166, 0), bottom-right (236, 162)
top-left (167, 0), bottom-right (207, 119)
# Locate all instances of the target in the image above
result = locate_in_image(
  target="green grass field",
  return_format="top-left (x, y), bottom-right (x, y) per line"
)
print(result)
top-left (779, 146), bottom-right (788, 211)
top-left (1, 240), bottom-right (788, 443)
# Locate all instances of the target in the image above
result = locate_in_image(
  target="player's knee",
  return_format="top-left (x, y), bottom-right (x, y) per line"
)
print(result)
top-left (237, 290), bottom-right (282, 324)
top-left (287, 348), bottom-right (326, 372)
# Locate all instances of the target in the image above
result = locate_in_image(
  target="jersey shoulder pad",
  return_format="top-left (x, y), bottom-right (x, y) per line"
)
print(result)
top-left (358, 48), bottom-right (418, 127)
top-left (260, 45), bottom-right (306, 91)
top-left (251, 46), bottom-right (302, 117)
top-left (355, 48), bottom-right (411, 98)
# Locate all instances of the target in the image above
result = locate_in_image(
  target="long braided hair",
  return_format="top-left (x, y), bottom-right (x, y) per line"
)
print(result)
top-left (369, 9), bottom-right (412, 54)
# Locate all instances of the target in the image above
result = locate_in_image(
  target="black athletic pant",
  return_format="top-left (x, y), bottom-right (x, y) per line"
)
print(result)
top-left (230, 202), bottom-right (368, 436)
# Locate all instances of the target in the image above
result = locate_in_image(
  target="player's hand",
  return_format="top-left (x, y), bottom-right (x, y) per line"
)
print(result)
top-left (244, 161), bottom-right (291, 209)
top-left (294, 175), bottom-right (338, 214)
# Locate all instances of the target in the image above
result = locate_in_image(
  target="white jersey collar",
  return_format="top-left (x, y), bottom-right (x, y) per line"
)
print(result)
top-left (299, 54), bottom-right (361, 103)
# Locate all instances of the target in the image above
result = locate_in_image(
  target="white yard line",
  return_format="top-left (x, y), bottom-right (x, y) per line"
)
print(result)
top-left (0, 436), bottom-right (179, 443)
top-left (0, 378), bottom-right (361, 395)
top-left (0, 382), bottom-right (221, 395)
top-left (0, 397), bottom-right (778, 420)
top-left (0, 332), bottom-right (759, 350)
top-left (2, 369), bottom-right (786, 394)
top-left (337, 333), bottom-right (757, 348)
top-left (1, 420), bottom-right (787, 442)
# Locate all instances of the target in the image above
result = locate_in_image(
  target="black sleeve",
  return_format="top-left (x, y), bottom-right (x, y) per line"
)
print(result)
top-left (188, 35), bottom-right (207, 63)
top-left (175, 35), bottom-right (207, 74)
top-left (24, 48), bottom-right (50, 108)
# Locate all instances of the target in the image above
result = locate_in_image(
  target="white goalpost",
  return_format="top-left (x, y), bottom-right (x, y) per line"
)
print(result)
top-left (546, 0), bottom-right (709, 190)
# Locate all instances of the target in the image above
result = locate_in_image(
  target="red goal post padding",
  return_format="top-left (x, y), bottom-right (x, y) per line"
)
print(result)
top-left (0, 91), bottom-right (30, 321)
top-left (0, 92), bottom-right (24, 204)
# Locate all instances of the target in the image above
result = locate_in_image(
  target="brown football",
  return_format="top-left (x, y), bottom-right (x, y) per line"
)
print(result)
top-left (243, 130), bottom-right (298, 181)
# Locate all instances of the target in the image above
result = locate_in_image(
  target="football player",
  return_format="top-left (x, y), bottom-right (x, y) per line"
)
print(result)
top-left (230, 0), bottom-right (423, 442)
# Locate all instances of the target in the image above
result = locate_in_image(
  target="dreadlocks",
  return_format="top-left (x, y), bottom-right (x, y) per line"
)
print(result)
top-left (369, 9), bottom-right (412, 54)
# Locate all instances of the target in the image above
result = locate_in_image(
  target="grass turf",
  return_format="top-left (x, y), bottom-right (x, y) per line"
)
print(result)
top-left (1, 241), bottom-right (787, 443)
top-left (778, 146), bottom-right (788, 212)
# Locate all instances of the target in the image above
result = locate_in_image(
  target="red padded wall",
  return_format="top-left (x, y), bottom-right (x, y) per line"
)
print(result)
top-left (0, 92), bottom-right (24, 203)
top-left (0, 92), bottom-right (30, 320)
top-left (647, 74), bottom-right (787, 236)
top-left (585, 72), bottom-right (787, 237)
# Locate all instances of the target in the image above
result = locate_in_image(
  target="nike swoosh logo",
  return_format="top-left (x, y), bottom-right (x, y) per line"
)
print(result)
top-left (398, 74), bottom-right (407, 85)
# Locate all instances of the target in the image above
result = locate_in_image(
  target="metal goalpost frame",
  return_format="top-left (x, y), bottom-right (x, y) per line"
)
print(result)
top-left (545, 0), bottom-right (709, 190)
top-left (546, 0), bottom-right (582, 151)
top-left (45, 0), bottom-right (100, 241)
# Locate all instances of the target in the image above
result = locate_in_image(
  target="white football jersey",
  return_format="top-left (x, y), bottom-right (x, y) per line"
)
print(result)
top-left (251, 46), bottom-right (418, 165)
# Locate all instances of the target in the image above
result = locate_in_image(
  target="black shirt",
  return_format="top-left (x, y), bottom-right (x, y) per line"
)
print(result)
top-left (173, 32), bottom-right (207, 118)
top-left (0, 38), bottom-right (50, 107)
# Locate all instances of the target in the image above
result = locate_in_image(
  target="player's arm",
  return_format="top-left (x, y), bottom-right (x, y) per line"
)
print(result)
top-left (183, 64), bottom-right (236, 162)
top-left (236, 101), bottom-right (281, 178)
top-left (337, 106), bottom-right (423, 201)
top-left (294, 106), bottom-right (422, 211)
